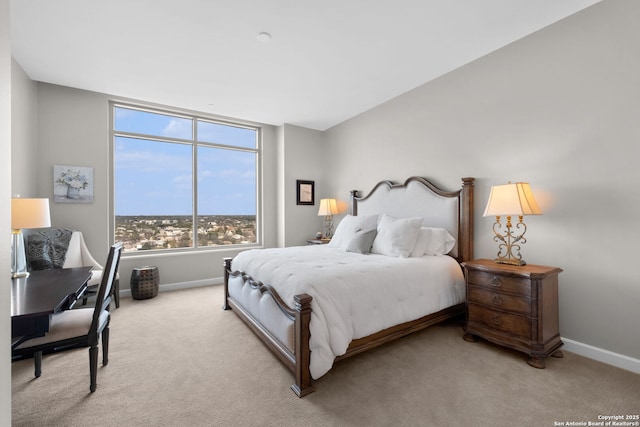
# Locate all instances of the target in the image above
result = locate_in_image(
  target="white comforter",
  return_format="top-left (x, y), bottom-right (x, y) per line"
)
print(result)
top-left (231, 245), bottom-right (465, 379)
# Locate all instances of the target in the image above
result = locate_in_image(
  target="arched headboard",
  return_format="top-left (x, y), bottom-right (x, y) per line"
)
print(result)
top-left (350, 177), bottom-right (474, 262)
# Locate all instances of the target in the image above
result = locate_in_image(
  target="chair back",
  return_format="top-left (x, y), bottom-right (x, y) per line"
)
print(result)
top-left (89, 243), bottom-right (122, 336)
top-left (63, 231), bottom-right (104, 270)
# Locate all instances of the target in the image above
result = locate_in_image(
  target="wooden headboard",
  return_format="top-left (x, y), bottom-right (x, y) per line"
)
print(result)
top-left (350, 176), bottom-right (474, 262)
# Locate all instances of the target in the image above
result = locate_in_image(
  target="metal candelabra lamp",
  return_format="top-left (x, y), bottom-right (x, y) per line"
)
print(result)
top-left (483, 182), bottom-right (542, 266)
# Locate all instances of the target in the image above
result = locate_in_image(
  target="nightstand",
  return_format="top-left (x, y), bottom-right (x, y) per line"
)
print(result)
top-left (462, 259), bottom-right (563, 368)
top-left (307, 238), bottom-right (330, 245)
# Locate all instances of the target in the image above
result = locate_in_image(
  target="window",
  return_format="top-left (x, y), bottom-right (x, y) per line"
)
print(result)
top-left (112, 104), bottom-right (260, 253)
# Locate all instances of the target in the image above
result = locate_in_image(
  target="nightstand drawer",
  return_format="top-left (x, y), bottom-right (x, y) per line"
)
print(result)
top-left (467, 271), bottom-right (531, 297)
top-left (467, 286), bottom-right (532, 316)
top-left (468, 303), bottom-right (531, 338)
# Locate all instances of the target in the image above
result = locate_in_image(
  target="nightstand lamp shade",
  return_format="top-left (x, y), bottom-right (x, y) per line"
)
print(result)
top-left (318, 198), bottom-right (339, 239)
top-left (483, 182), bottom-right (541, 266)
top-left (11, 197), bottom-right (51, 278)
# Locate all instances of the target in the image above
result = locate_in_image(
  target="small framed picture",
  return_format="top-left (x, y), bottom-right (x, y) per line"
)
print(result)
top-left (53, 165), bottom-right (94, 203)
top-left (296, 180), bottom-right (314, 205)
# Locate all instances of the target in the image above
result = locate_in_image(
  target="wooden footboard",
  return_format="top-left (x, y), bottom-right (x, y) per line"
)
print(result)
top-left (223, 257), bottom-right (315, 397)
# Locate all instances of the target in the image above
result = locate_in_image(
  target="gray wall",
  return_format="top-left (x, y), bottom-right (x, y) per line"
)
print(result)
top-left (324, 0), bottom-right (640, 361)
top-left (280, 124), bottom-right (327, 247)
top-left (11, 58), bottom-right (38, 197)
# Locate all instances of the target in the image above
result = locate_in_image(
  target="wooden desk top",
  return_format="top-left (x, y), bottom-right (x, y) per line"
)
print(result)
top-left (11, 267), bottom-right (92, 318)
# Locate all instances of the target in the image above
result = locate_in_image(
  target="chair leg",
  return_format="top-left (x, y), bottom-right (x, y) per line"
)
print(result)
top-left (89, 345), bottom-right (98, 393)
top-left (102, 326), bottom-right (109, 366)
top-left (114, 278), bottom-right (120, 308)
top-left (34, 351), bottom-right (42, 378)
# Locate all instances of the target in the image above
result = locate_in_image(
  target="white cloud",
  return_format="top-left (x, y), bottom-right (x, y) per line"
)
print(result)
top-left (162, 118), bottom-right (192, 138)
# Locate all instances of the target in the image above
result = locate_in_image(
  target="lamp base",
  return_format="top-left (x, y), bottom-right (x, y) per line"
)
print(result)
top-left (490, 215), bottom-right (528, 267)
top-left (323, 215), bottom-right (334, 240)
top-left (11, 229), bottom-right (29, 278)
top-left (11, 271), bottom-right (30, 279)
top-left (494, 257), bottom-right (526, 266)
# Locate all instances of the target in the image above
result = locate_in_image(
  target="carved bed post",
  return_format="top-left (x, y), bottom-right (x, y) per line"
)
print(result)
top-left (459, 177), bottom-right (475, 262)
top-left (291, 293), bottom-right (315, 397)
top-left (350, 190), bottom-right (359, 215)
top-left (222, 257), bottom-right (232, 310)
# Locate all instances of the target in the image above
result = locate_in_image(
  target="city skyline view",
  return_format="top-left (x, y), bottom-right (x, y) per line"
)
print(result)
top-left (115, 214), bottom-right (256, 252)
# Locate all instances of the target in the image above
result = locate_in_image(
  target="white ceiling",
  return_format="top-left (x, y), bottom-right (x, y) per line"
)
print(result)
top-left (11, 0), bottom-right (600, 131)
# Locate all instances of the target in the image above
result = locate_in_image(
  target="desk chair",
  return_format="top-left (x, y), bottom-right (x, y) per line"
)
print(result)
top-left (13, 242), bottom-right (122, 392)
top-left (64, 231), bottom-right (120, 308)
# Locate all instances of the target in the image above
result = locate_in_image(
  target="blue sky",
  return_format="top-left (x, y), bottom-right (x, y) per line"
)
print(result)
top-left (114, 107), bottom-right (257, 216)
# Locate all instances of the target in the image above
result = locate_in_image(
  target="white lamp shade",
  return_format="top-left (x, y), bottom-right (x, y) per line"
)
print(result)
top-left (483, 183), bottom-right (542, 217)
top-left (11, 198), bottom-right (52, 229)
top-left (318, 198), bottom-right (339, 216)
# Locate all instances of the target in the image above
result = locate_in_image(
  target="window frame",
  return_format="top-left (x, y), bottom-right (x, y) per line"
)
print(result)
top-left (109, 101), bottom-right (262, 256)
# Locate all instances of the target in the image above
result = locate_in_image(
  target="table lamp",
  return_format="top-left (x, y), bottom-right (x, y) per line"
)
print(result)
top-left (317, 198), bottom-right (339, 239)
top-left (483, 182), bottom-right (542, 266)
top-left (11, 197), bottom-right (51, 278)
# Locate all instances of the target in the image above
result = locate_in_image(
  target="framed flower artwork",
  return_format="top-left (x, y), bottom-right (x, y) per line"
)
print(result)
top-left (53, 165), bottom-right (94, 203)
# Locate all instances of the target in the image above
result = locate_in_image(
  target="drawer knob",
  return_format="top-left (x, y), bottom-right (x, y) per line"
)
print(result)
top-left (492, 295), bottom-right (502, 306)
top-left (490, 276), bottom-right (502, 287)
top-left (490, 315), bottom-right (503, 326)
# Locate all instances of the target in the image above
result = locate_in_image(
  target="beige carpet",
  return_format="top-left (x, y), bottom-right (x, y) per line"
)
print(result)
top-left (12, 285), bottom-right (640, 427)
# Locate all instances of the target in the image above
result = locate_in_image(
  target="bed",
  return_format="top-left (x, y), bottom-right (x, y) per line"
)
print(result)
top-left (223, 176), bottom-right (475, 396)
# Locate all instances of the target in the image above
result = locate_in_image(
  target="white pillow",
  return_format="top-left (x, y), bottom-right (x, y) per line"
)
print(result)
top-left (328, 214), bottom-right (379, 249)
top-left (370, 214), bottom-right (422, 258)
top-left (410, 227), bottom-right (456, 257)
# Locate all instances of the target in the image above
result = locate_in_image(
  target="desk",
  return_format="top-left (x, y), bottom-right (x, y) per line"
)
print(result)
top-left (11, 267), bottom-right (92, 348)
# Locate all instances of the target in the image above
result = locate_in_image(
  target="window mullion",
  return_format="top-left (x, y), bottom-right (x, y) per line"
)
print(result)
top-left (192, 119), bottom-right (198, 249)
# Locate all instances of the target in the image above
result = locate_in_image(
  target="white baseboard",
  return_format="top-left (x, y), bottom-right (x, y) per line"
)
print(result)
top-left (117, 282), bottom-right (640, 376)
top-left (563, 338), bottom-right (640, 375)
top-left (119, 277), bottom-right (224, 299)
